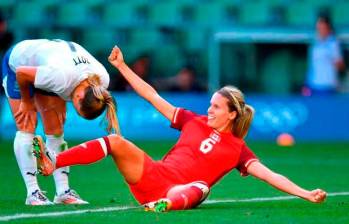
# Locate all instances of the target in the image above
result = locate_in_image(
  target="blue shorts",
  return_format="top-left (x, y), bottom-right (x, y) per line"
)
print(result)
top-left (1, 46), bottom-right (57, 99)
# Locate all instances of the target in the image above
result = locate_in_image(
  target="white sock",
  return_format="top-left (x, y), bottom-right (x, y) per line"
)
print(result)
top-left (14, 131), bottom-right (40, 196)
top-left (46, 134), bottom-right (70, 195)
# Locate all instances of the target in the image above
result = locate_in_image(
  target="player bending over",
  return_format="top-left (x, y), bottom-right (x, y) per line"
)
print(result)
top-left (2, 39), bottom-right (119, 205)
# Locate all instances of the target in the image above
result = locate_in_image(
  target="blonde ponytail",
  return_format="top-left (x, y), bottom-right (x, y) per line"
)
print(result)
top-left (103, 92), bottom-right (121, 134)
top-left (81, 74), bottom-right (121, 134)
top-left (233, 104), bottom-right (254, 139)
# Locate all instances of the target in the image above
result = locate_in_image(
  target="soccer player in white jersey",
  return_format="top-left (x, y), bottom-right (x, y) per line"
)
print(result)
top-left (1, 39), bottom-right (119, 205)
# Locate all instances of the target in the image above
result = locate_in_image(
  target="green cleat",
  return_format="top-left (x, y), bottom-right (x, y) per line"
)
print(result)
top-left (144, 199), bottom-right (171, 212)
top-left (32, 136), bottom-right (55, 176)
top-left (154, 200), bottom-right (170, 212)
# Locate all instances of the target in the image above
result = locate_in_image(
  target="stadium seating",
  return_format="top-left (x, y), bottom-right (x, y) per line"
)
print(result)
top-left (192, 2), bottom-right (231, 29)
top-left (304, 0), bottom-right (331, 9)
top-left (128, 28), bottom-right (163, 52)
top-left (73, 0), bottom-right (105, 8)
top-left (152, 44), bottom-right (185, 77)
top-left (180, 28), bottom-right (208, 51)
top-left (3, 0), bottom-right (349, 94)
top-left (238, 2), bottom-right (273, 26)
top-left (12, 2), bottom-right (47, 28)
top-left (30, 0), bottom-right (62, 9)
top-left (285, 3), bottom-right (318, 27)
top-left (148, 2), bottom-right (186, 28)
top-left (40, 29), bottom-right (73, 41)
top-left (82, 29), bottom-right (117, 55)
top-left (56, 3), bottom-right (91, 28)
top-left (102, 2), bottom-right (141, 28)
top-left (331, 2), bottom-right (349, 27)
top-left (0, 0), bottom-right (16, 10)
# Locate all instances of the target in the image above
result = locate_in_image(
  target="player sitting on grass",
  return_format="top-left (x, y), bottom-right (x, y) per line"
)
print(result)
top-left (33, 46), bottom-right (327, 212)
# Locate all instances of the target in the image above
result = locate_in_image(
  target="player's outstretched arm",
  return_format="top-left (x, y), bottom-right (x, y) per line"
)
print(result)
top-left (108, 46), bottom-right (175, 121)
top-left (247, 161), bottom-right (327, 203)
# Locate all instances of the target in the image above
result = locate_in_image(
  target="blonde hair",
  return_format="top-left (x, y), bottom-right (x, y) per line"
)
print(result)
top-left (80, 74), bottom-right (120, 134)
top-left (217, 86), bottom-right (254, 139)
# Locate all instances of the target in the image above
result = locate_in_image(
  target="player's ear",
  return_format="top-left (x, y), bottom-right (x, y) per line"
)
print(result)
top-left (229, 111), bottom-right (237, 121)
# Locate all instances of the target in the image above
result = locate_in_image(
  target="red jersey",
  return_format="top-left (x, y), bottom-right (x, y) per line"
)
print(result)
top-left (160, 108), bottom-right (258, 187)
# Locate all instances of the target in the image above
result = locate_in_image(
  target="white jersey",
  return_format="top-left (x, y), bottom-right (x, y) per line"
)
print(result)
top-left (9, 39), bottom-right (110, 100)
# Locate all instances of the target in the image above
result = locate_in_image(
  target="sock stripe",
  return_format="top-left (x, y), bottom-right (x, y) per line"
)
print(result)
top-left (102, 136), bottom-right (112, 155)
top-left (97, 138), bottom-right (108, 156)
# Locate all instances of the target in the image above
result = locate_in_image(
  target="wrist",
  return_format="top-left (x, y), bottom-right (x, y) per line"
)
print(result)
top-left (299, 190), bottom-right (311, 201)
top-left (117, 61), bottom-right (126, 69)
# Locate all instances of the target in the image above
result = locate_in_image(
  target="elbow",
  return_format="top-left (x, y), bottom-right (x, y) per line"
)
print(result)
top-left (16, 66), bottom-right (36, 83)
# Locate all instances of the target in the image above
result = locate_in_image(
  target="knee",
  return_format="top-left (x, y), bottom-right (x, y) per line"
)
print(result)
top-left (107, 134), bottom-right (127, 154)
top-left (14, 115), bottom-right (37, 133)
top-left (166, 181), bottom-right (210, 209)
top-left (39, 110), bottom-right (65, 135)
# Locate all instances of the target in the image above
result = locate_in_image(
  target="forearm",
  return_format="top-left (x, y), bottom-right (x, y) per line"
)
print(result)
top-left (117, 62), bottom-right (158, 101)
top-left (263, 173), bottom-right (310, 200)
top-left (16, 74), bottom-right (32, 102)
top-left (16, 66), bottom-right (36, 101)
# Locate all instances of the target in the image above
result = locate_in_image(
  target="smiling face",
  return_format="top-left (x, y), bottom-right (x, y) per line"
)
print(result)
top-left (207, 93), bottom-right (237, 132)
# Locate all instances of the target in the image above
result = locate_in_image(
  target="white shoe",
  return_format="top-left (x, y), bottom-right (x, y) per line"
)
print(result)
top-left (25, 190), bottom-right (53, 206)
top-left (54, 189), bottom-right (89, 205)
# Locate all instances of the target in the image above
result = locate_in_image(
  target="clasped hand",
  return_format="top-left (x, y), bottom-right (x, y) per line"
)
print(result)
top-left (14, 100), bottom-right (37, 131)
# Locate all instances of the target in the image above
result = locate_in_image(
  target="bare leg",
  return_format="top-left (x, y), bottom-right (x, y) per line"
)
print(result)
top-left (34, 94), bottom-right (65, 135)
top-left (9, 99), bottom-right (37, 132)
top-left (51, 134), bottom-right (146, 185)
top-left (107, 135), bottom-right (145, 184)
top-left (35, 94), bottom-right (71, 196)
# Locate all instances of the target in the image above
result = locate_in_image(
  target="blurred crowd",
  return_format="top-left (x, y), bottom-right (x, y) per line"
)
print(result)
top-left (1, 8), bottom-right (349, 95)
top-left (0, 11), bottom-right (14, 95)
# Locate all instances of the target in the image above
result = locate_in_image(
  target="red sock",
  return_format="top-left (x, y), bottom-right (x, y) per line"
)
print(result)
top-left (166, 185), bottom-right (205, 210)
top-left (56, 137), bottom-right (112, 169)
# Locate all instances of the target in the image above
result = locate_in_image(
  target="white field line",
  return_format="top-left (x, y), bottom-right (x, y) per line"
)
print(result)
top-left (204, 191), bottom-right (349, 204)
top-left (0, 192), bottom-right (348, 222)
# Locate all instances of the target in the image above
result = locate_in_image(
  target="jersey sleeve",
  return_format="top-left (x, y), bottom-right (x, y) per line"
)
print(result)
top-left (170, 108), bottom-right (197, 130)
top-left (236, 143), bottom-right (259, 177)
top-left (34, 66), bottom-right (66, 94)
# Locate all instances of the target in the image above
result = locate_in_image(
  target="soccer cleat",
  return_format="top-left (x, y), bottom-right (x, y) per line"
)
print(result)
top-left (54, 189), bottom-right (89, 205)
top-left (33, 136), bottom-right (55, 176)
top-left (144, 198), bottom-right (172, 212)
top-left (25, 190), bottom-right (53, 206)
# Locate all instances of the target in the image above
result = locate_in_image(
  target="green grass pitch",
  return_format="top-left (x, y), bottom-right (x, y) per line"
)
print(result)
top-left (0, 139), bottom-right (348, 223)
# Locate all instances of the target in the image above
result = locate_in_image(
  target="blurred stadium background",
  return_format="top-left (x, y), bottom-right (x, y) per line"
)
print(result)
top-left (1, 0), bottom-right (349, 141)
top-left (0, 0), bottom-right (349, 223)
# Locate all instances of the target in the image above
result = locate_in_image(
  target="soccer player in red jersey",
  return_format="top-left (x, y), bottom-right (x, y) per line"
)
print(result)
top-left (34, 46), bottom-right (327, 212)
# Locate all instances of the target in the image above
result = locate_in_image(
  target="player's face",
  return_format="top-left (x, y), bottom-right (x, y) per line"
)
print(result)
top-left (72, 86), bottom-right (86, 117)
top-left (207, 93), bottom-right (237, 132)
top-left (317, 19), bottom-right (331, 38)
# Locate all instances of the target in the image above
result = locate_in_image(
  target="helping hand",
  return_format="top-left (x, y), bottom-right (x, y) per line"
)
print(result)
top-left (108, 46), bottom-right (124, 69)
top-left (14, 100), bottom-right (37, 131)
